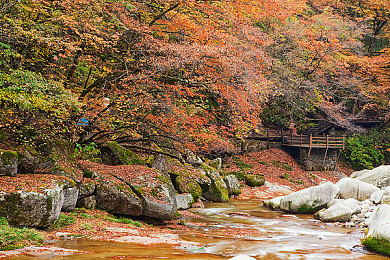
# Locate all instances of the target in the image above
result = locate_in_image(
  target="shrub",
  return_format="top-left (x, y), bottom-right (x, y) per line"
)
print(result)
top-left (343, 128), bottom-right (390, 170)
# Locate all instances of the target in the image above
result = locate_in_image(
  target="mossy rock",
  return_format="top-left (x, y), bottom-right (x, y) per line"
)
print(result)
top-left (230, 171), bottom-right (247, 181)
top-left (96, 179), bottom-right (143, 217)
top-left (200, 164), bottom-right (229, 203)
top-left (0, 187), bottom-right (64, 228)
top-left (176, 175), bottom-right (202, 201)
top-left (100, 141), bottom-right (144, 165)
top-left (209, 158), bottom-right (222, 172)
top-left (362, 236), bottom-right (390, 256)
top-left (245, 174), bottom-right (265, 187)
top-left (0, 150), bottom-right (18, 177)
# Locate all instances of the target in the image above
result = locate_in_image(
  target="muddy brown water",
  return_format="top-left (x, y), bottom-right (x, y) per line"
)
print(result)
top-left (10, 199), bottom-right (389, 259)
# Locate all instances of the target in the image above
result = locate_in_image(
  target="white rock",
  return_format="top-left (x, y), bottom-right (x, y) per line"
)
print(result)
top-left (327, 199), bottom-right (345, 208)
top-left (381, 195), bottom-right (390, 204)
top-left (363, 204), bottom-right (390, 255)
top-left (336, 178), bottom-right (380, 201)
top-left (263, 196), bottom-right (285, 210)
top-left (327, 198), bottom-right (360, 214)
top-left (280, 182), bottom-right (340, 213)
top-left (317, 203), bottom-right (352, 222)
top-left (175, 194), bottom-right (194, 210)
top-left (355, 165), bottom-right (390, 188)
top-left (370, 190), bottom-right (385, 204)
top-left (350, 169), bottom-right (371, 178)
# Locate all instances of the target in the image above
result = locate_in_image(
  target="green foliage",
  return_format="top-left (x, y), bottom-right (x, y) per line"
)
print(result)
top-left (0, 217), bottom-right (43, 251)
top-left (0, 70), bottom-right (78, 114)
top-left (343, 128), bottom-right (390, 170)
top-left (50, 214), bottom-right (75, 229)
top-left (73, 142), bottom-right (101, 162)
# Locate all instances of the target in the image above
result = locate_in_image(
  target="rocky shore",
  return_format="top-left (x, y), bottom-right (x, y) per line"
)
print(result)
top-left (264, 165), bottom-right (390, 256)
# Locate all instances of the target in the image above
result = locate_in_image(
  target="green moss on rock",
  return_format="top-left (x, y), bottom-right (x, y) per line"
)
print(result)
top-left (100, 141), bottom-right (144, 165)
top-left (176, 175), bottom-right (202, 201)
top-left (245, 174), bottom-right (265, 187)
top-left (362, 236), bottom-right (390, 256)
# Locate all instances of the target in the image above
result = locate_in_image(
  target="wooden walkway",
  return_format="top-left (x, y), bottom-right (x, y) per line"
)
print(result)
top-left (248, 129), bottom-right (345, 150)
top-left (282, 135), bottom-right (345, 149)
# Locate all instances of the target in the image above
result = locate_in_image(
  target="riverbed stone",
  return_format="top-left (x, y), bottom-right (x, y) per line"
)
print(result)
top-left (175, 194), bottom-right (194, 210)
top-left (224, 175), bottom-right (241, 195)
top-left (263, 195), bottom-right (285, 210)
top-left (381, 195), bottom-right (390, 204)
top-left (316, 203), bottom-right (352, 222)
top-left (336, 178), bottom-right (379, 201)
top-left (362, 204), bottom-right (390, 256)
top-left (279, 182), bottom-right (339, 213)
top-left (0, 186), bottom-right (64, 228)
top-left (328, 198), bottom-right (361, 214)
top-left (0, 150), bottom-right (18, 177)
top-left (370, 190), bottom-right (386, 204)
top-left (199, 164), bottom-right (229, 203)
top-left (354, 165), bottom-right (390, 188)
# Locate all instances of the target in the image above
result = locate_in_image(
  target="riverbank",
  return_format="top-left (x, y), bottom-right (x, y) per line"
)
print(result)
top-left (0, 147), bottom-right (355, 258)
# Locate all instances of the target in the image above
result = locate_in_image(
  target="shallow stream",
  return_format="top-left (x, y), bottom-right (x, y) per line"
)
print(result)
top-left (11, 199), bottom-right (389, 259)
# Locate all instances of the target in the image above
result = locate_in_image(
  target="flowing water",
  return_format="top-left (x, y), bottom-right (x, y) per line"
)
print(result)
top-left (11, 199), bottom-right (389, 259)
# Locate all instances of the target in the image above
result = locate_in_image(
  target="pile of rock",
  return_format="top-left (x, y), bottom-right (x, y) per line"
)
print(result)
top-left (0, 143), bottom-right (245, 228)
top-left (264, 165), bottom-right (390, 256)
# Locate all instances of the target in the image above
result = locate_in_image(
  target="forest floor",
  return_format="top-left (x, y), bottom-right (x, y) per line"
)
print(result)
top-left (0, 148), bottom-right (353, 258)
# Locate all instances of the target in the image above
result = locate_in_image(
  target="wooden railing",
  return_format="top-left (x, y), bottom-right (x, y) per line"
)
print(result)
top-left (282, 134), bottom-right (345, 149)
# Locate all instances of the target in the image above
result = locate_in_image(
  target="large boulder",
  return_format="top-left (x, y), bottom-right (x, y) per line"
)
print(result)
top-left (175, 175), bottom-right (202, 201)
top-left (224, 175), bottom-right (241, 195)
top-left (104, 163), bottom-right (177, 220)
top-left (353, 165), bottom-right (390, 188)
top-left (96, 177), bottom-right (143, 217)
top-left (175, 194), bottom-right (194, 210)
top-left (61, 187), bottom-right (79, 212)
top-left (0, 175), bottom-right (68, 228)
top-left (362, 204), bottom-right (390, 256)
top-left (199, 164), bottom-right (229, 203)
top-left (100, 141), bottom-right (143, 165)
top-left (0, 150), bottom-right (18, 177)
top-left (279, 182), bottom-right (339, 213)
top-left (336, 178), bottom-right (380, 201)
top-left (327, 198), bottom-right (361, 214)
top-left (263, 195), bottom-right (285, 210)
top-left (315, 203), bottom-right (352, 222)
